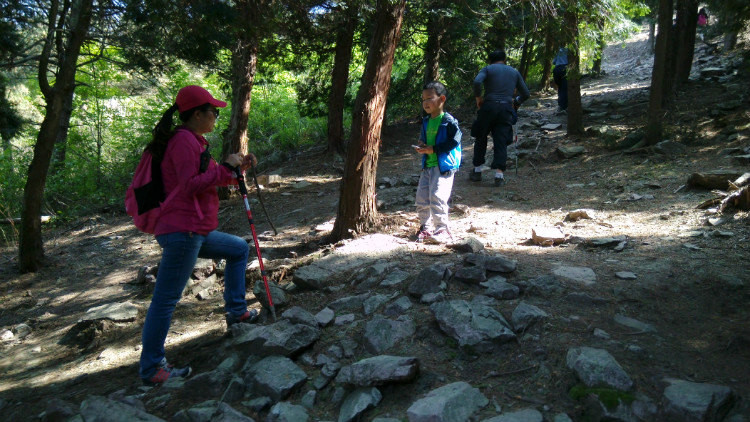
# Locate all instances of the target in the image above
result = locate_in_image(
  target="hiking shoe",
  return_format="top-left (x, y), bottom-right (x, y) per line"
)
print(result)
top-left (494, 176), bottom-right (506, 187)
top-left (226, 309), bottom-right (259, 326)
top-left (469, 171), bottom-right (482, 182)
top-left (416, 227), bottom-right (432, 243)
top-left (426, 228), bottom-right (453, 245)
top-left (143, 358), bottom-right (191, 386)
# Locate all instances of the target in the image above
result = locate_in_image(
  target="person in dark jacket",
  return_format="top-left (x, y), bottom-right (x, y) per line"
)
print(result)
top-left (470, 50), bottom-right (529, 186)
top-left (413, 81), bottom-right (462, 244)
top-left (553, 47), bottom-right (569, 113)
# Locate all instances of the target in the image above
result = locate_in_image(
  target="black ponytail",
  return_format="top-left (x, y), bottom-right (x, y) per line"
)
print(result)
top-left (146, 103), bottom-right (179, 161)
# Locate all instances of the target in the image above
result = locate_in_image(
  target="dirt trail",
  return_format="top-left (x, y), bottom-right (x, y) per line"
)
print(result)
top-left (0, 28), bottom-right (748, 420)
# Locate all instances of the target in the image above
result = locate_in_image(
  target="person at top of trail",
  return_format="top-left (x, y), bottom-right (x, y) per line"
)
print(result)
top-left (470, 49), bottom-right (529, 187)
top-left (138, 85), bottom-right (259, 386)
top-left (552, 47), bottom-right (569, 114)
top-left (413, 81), bottom-right (462, 245)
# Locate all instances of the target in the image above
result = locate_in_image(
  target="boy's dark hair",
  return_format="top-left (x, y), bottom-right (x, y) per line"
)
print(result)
top-left (488, 49), bottom-right (506, 64)
top-left (423, 81), bottom-right (448, 98)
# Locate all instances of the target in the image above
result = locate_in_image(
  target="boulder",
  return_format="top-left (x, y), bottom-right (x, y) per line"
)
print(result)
top-left (338, 388), bottom-right (382, 422)
top-left (363, 315), bottom-right (416, 354)
top-left (430, 300), bottom-right (516, 352)
top-left (566, 347), bottom-right (633, 391)
top-left (661, 378), bottom-right (735, 422)
top-left (267, 401), bottom-right (309, 422)
top-left (230, 319), bottom-right (320, 356)
top-left (79, 396), bottom-right (164, 422)
top-left (511, 302), bottom-right (549, 332)
top-left (335, 355), bottom-right (419, 387)
top-left (244, 356), bottom-right (307, 402)
top-left (407, 381), bottom-right (488, 422)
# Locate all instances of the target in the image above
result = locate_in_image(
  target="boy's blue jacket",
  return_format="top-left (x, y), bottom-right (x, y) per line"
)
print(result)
top-left (420, 112), bottom-right (462, 173)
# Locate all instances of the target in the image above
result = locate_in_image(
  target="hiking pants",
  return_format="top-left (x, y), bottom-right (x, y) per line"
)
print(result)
top-left (416, 166), bottom-right (454, 231)
top-left (139, 230), bottom-right (249, 380)
top-left (553, 64), bottom-right (568, 110)
top-left (472, 101), bottom-right (515, 172)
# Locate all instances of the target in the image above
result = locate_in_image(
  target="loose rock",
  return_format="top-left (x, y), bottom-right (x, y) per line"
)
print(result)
top-left (407, 381), bottom-right (489, 422)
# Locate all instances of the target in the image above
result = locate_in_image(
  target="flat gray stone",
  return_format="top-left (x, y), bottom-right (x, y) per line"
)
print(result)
top-left (315, 307), bottom-right (335, 327)
top-left (431, 300), bottom-right (516, 353)
top-left (662, 378), bottom-right (735, 422)
top-left (380, 269), bottom-right (410, 287)
top-left (293, 235), bottom-right (408, 290)
top-left (557, 145), bottom-right (586, 159)
top-left (613, 314), bottom-right (656, 333)
top-left (172, 401), bottom-right (254, 422)
top-left (335, 355), bottom-right (419, 387)
top-left (466, 253), bottom-right (517, 273)
top-left (79, 396), bottom-right (164, 422)
top-left (363, 315), bottom-right (416, 354)
top-left (541, 123), bottom-right (562, 130)
top-left (384, 296), bottom-right (413, 316)
top-left (80, 302), bottom-right (139, 322)
top-left (281, 306), bottom-right (317, 327)
top-left (552, 266), bottom-right (596, 286)
top-left (454, 266), bottom-right (487, 284)
top-left (254, 281), bottom-right (288, 310)
top-left (230, 320), bottom-right (320, 356)
top-left (482, 276), bottom-right (520, 300)
top-left (566, 347), bottom-right (633, 390)
top-left (408, 264), bottom-right (449, 297)
top-left (483, 408), bottom-right (544, 422)
top-left (511, 302), bottom-right (549, 332)
top-left (267, 401), bottom-right (309, 422)
top-left (335, 314), bottom-right (356, 325)
top-left (615, 271), bottom-right (637, 280)
top-left (448, 236), bottom-right (485, 253)
top-left (363, 294), bottom-right (392, 315)
top-left (245, 356), bottom-right (307, 401)
top-left (328, 293), bottom-right (369, 312)
top-left (407, 381), bottom-right (489, 422)
top-left (338, 387), bottom-right (382, 422)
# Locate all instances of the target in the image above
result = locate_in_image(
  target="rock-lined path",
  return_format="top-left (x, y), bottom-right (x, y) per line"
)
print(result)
top-left (38, 233), bottom-right (745, 421)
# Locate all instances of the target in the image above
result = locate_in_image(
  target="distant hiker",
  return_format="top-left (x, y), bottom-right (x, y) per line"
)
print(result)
top-left (697, 8), bottom-right (709, 41)
top-left (139, 85), bottom-right (259, 386)
top-left (552, 47), bottom-right (569, 114)
top-left (413, 81), bottom-right (462, 244)
top-left (470, 49), bottom-right (529, 186)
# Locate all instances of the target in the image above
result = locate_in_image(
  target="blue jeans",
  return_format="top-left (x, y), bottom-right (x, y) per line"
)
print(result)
top-left (139, 230), bottom-right (249, 380)
top-left (553, 64), bottom-right (568, 110)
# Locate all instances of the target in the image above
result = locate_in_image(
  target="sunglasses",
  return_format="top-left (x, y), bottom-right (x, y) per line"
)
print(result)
top-left (206, 108), bottom-right (220, 118)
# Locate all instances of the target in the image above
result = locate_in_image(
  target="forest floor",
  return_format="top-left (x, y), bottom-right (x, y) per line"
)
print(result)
top-left (1, 29), bottom-right (749, 421)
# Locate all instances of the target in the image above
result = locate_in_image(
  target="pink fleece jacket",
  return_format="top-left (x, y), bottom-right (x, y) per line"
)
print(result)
top-left (154, 127), bottom-right (235, 236)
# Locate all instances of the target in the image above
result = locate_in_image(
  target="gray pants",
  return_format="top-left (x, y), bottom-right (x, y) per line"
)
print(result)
top-left (415, 166), bottom-right (454, 231)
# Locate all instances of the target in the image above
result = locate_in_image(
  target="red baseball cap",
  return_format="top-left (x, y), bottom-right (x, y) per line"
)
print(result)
top-left (175, 85), bottom-right (227, 113)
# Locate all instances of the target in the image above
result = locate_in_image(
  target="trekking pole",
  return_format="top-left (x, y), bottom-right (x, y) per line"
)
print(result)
top-left (513, 124), bottom-right (519, 176)
top-left (249, 164), bottom-right (278, 236)
top-left (235, 169), bottom-right (277, 321)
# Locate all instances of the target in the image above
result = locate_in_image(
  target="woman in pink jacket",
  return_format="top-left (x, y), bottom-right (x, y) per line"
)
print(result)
top-left (139, 85), bottom-right (257, 385)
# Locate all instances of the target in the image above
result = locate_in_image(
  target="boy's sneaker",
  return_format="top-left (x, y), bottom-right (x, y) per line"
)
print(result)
top-left (143, 358), bottom-right (191, 386)
top-left (226, 309), bottom-right (259, 326)
top-left (426, 228), bottom-right (453, 245)
top-left (416, 227), bottom-right (432, 243)
top-left (469, 171), bottom-right (482, 182)
top-left (494, 176), bottom-right (506, 187)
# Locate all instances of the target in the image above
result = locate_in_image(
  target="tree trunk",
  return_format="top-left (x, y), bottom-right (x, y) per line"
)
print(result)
top-left (645, 0), bottom-right (674, 145)
top-left (327, 3), bottom-right (358, 156)
top-left (539, 25), bottom-right (553, 91)
top-left (330, 0), bottom-right (405, 241)
top-left (723, 31), bottom-right (738, 50)
top-left (648, 21), bottom-right (656, 53)
top-left (565, 9), bottom-right (584, 136)
top-left (423, 14), bottom-right (445, 84)
top-left (518, 32), bottom-right (532, 80)
top-left (19, 0), bottom-right (93, 272)
top-left (592, 20), bottom-right (606, 75)
top-left (673, 0), bottom-right (698, 86)
top-left (50, 89), bottom-right (75, 176)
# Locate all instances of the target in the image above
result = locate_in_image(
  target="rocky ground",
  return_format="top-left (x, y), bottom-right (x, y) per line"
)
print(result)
top-left (0, 30), bottom-right (749, 422)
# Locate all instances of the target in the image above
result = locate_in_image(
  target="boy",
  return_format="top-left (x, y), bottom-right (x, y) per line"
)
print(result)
top-left (413, 81), bottom-right (462, 244)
